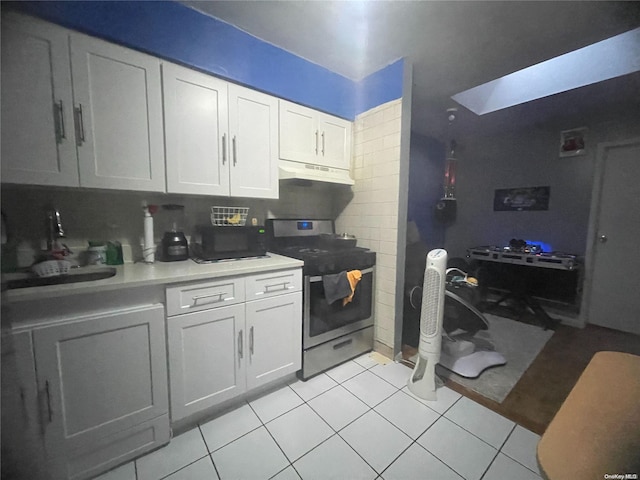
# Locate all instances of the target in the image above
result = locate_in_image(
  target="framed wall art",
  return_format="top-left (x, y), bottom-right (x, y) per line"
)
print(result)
top-left (559, 127), bottom-right (587, 157)
top-left (494, 186), bottom-right (550, 211)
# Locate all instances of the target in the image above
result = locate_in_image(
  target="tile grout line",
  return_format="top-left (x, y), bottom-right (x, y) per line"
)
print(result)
top-left (246, 397), bottom-right (299, 477)
top-left (413, 395), bottom-right (502, 480)
top-left (437, 395), bottom-right (520, 453)
top-left (331, 369), bottom-right (406, 477)
top-left (478, 423), bottom-right (516, 480)
top-left (286, 360), bottom-right (401, 477)
top-left (392, 402), bottom-right (470, 480)
top-left (197, 424), bottom-right (222, 480)
top-left (497, 424), bottom-right (544, 476)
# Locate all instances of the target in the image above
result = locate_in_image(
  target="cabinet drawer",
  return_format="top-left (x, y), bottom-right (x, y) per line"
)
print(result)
top-left (245, 269), bottom-right (302, 301)
top-left (166, 278), bottom-right (245, 316)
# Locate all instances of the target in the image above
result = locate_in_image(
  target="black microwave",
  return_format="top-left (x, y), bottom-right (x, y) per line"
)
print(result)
top-left (195, 226), bottom-right (267, 261)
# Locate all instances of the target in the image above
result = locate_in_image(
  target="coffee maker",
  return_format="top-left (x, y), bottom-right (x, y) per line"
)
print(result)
top-left (160, 204), bottom-right (189, 261)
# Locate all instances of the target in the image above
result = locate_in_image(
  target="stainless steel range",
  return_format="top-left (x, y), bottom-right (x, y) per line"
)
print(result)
top-left (266, 219), bottom-right (376, 380)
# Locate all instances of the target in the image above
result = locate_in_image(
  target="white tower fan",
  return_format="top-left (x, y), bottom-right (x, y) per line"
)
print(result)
top-left (407, 248), bottom-right (447, 401)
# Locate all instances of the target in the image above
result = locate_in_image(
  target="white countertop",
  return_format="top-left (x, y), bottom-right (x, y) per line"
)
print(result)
top-left (4, 253), bottom-right (303, 303)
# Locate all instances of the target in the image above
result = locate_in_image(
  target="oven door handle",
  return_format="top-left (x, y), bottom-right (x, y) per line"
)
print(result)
top-left (309, 267), bottom-right (374, 283)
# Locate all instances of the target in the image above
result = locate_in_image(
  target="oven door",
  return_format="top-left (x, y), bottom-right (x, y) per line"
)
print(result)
top-left (303, 267), bottom-right (374, 349)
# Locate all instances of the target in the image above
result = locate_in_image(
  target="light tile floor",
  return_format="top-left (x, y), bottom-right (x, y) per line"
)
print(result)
top-left (95, 355), bottom-right (543, 480)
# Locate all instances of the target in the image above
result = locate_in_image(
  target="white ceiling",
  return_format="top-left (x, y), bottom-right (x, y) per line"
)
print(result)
top-left (183, 1), bottom-right (640, 137)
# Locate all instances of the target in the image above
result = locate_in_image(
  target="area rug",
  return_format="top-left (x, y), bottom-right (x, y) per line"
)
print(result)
top-left (435, 314), bottom-right (554, 403)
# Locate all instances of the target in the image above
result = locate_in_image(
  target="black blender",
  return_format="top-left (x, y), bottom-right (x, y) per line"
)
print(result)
top-left (160, 204), bottom-right (189, 261)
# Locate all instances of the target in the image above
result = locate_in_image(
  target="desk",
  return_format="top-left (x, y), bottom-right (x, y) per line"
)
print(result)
top-left (468, 247), bottom-right (581, 329)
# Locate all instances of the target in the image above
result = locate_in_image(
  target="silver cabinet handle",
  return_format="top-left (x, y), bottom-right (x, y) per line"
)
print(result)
top-left (321, 131), bottom-right (325, 156)
top-left (191, 292), bottom-right (226, 307)
top-left (315, 130), bottom-right (319, 155)
top-left (249, 326), bottom-right (254, 356)
top-left (222, 134), bottom-right (227, 165)
top-left (45, 381), bottom-right (52, 423)
top-left (39, 380), bottom-right (53, 433)
top-left (74, 104), bottom-right (85, 146)
top-left (232, 135), bottom-right (237, 166)
top-left (238, 330), bottom-right (243, 361)
top-left (263, 281), bottom-right (291, 293)
top-left (54, 100), bottom-right (65, 143)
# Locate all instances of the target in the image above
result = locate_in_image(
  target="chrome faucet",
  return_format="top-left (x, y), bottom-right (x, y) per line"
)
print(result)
top-left (46, 208), bottom-right (65, 251)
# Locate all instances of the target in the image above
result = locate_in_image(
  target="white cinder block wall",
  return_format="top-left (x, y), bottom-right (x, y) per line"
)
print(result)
top-left (335, 99), bottom-right (402, 355)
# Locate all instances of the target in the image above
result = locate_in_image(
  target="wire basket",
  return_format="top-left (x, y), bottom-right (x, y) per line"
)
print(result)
top-left (32, 260), bottom-right (71, 278)
top-left (211, 206), bottom-right (249, 226)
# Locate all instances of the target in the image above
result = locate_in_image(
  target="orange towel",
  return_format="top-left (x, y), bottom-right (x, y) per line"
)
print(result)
top-left (343, 270), bottom-right (362, 306)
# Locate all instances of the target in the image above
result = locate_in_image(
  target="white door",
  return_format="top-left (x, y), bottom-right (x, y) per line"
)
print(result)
top-left (1, 13), bottom-right (79, 187)
top-left (168, 304), bottom-right (246, 421)
top-left (33, 305), bottom-right (168, 464)
top-left (228, 84), bottom-right (279, 199)
top-left (245, 293), bottom-right (302, 390)
top-left (163, 63), bottom-right (230, 196)
top-left (584, 138), bottom-right (640, 334)
top-left (279, 100), bottom-right (318, 164)
top-left (70, 34), bottom-right (165, 191)
top-left (317, 113), bottom-right (352, 170)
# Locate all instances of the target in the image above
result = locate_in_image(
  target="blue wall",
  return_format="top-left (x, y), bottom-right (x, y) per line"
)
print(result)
top-left (408, 134), bottom-right (447, 250)
top-left (355, 59), bottom-right (404, 116)
top-left (8, 1), bottom-right (403, 120)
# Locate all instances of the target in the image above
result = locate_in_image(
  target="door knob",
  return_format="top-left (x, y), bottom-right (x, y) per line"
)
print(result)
top-left (599, 235), bottom-right (608, 243)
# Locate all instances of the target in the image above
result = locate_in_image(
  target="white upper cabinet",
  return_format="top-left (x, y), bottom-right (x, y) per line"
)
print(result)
top-left (1, 13), bottom-right (79, 187)
top-left (279, 99), bottom-right (352, 171)
top-left (163, 63), bottom-right (230, 196)
top-left (163, 64), bottom-right (279, 199)
top-left (228, 84), bottom-right (279, 199)
top-left (317, 112), bottom-right (352, 170)
top-left (278, 100), bottom-right (318, 164)
top-left (1, 13), bottom-right (166, 192)
top-left (71, 34), bottom-right (166, 192)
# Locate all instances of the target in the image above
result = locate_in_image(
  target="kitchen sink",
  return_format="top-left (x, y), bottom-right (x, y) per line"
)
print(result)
top-left (4, 267), bottom-right (117, 290)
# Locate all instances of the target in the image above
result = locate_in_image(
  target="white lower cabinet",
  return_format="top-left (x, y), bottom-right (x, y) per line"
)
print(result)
top-left (246, 293), bottom-right (302, 390)
top-left (167, 303), bottom-right (246, 421)
top-left (167, 269), bottom-right (302, 423)
top-left (1, 331), bottom-right (49, 480)
top-left (32, 304), bottom-right (170, 480)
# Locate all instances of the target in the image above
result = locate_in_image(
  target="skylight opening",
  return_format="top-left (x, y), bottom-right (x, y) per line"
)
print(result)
top-left (452, 27), bottom-right (640, 115)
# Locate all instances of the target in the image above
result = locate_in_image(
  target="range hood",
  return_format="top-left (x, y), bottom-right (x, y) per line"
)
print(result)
top-left (279, 159), bottom-right (354, 185)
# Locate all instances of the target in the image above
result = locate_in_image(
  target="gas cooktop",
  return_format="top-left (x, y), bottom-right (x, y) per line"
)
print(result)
top-left (266, 219), bottom-right (376, 276)
top-left (270, 245), bottom-right (375, 275)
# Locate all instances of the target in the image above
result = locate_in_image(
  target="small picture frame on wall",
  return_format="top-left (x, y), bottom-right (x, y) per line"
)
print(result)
top-left (559, 127), bottom-right (587, 157)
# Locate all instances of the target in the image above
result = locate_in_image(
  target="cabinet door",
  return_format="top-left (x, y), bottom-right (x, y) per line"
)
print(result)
top-left (246, 292), bottom-right (302, 390)
top-left (228, 85), bottom-right (279, 199)
top-left (163, 63), bottom-right (230, 196)
top-left (33, 305), bottom-right (168, 470)
top-left (168, 304), bottom-right (246, 422)
top-left (70, 34), bottom-right (165, 191)
top-left (317, 113), bottom-right (352, 170)
top-left (1, 331), bottom-right (49, 480)
top-left (1, 13), bottom-right (79, 187)
top-left (279, 100), bottom-right (318, 164)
